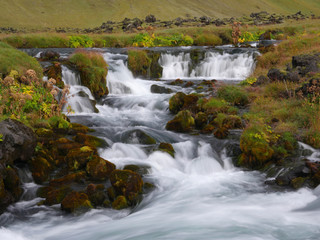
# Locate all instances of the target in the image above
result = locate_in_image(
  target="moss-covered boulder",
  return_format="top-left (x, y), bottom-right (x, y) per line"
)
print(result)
top-left (69, 51), bottom-right (108, 99)
top-left (61, 191), bottom-right (93, 213)
top-left (166, 110), bottom-right (195, 133)
top-left (195, 112), bottom-right (208, 129)
top-left (73, 133), bottom-right (107, 149)
top-left (169, 92), bottom-right (186, 114)
top-left (110, 170), bottom-right (143, 204)
top-left (112, 195), bottom-right (128, 210)
top-left (3, 167), bottom-right (22, 200)
top-left (49, 171), bottom-right (86, 188)
top-left (239, 125), bottom-right (274, 169)
top-left (123, 164), bottom-right (150, 176)
top-left (86, 184), bottom-right (107, 207)
top-left (54, 137), bottom-right (82, 156)
top-left (30, 156), bottom-right (53, 184)
top-left (66, 147), bottom-right (95, 171)
top-left (86, 155), bottom-right (115, 181)
top-left (157, 142), bottom-right (175, 157)
top-left (123, 129), bottom-right (156, 145)
top-left (43, 186), bottom-right (72, 206)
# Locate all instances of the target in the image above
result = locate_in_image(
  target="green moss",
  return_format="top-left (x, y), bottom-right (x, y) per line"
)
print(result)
top-left (166, 110), bottom-right (195, 133)
top-left (239, 124), bottom-right (274, 169)
top-left (217, 85), bottom-right (249, 106)
top-left (194, 34), bottom-right (222, 46)
top-left (69, 51), bottom-right (108, 99)
top-left (48, 116), bottom-right (70, 129)
top-left (158, 142), bottom-right (175, 157)
top-left (127, 49), bottom-right (151, 77)
top-left (112, 195), bottom-right (128, 210)
top-left (86, 155), bottom-right (115, 181)
top-left (169, 92), bottom-right (187, 114)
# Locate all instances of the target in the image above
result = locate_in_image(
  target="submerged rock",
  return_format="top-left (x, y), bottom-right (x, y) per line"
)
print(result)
top-left (123, 129), bottom-right (156, 145)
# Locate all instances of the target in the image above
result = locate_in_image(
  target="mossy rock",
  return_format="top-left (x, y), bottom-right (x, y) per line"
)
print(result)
top-left (195, 112), bottom-right (208, 129)
top-left (30, 156), bottom-right (53, 184)
top-left (70, 123), bottom-right (91, 134)
top-left (201, 124), bottom-right (215, 134)
top-left (166, 110), bottom-right (195, 133)
top-left (66, 147), bottom-right (95, 171)
top-left (48, 116), bottom-right (71, 130)
top-left (107, 186), bottom-right (116, 201)
top-left (123, 129), bottom-right (156, 145)
top-left (35, 128), bottom-right (54, 138)
top-left (148, 52), bottom-right (163, 79)
top-left (168, 92), bottom-right (186, 114)
top-left (239, 125), bottom-right (274, 169)
top-left (3, 167), bottom-right (22, 200)
top-left (110, 169), bottom-right (143, 204)
top-left (86, 155), bottom-right (116, 181)
top-left (291, 177), bottom-right (307, 189)
top-left (86, 184), bottom-right (107, 207)
top-left (112, 195), bottom-right (128, 210)
top-left (123, 164), bottom-right (150, 176)
top-left (44, 186), bottom-right (72, 206)
top-left (0, 178), bottom-right (6, 199)
top-left (49, 171), bottom-right (86, 188)
top-left (54, 137), bottom-right (82, 156)
top-left (157, 142), bottom-right (175, 157)
top-left (73, 133), bottom-right (107, 149)
top-left (61, 191), bottom-right (93, 213)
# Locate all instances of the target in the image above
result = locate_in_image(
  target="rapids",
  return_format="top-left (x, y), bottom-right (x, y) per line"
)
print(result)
top-left (1, 47), bottom-right (320, 240)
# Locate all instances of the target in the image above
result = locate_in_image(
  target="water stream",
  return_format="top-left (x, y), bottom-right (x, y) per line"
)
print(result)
top-left (1, 47), bottom-right (320, 240)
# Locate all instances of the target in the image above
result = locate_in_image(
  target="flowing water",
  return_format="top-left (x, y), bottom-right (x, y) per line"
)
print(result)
top-left (1, 47), bottom-right (320, 240)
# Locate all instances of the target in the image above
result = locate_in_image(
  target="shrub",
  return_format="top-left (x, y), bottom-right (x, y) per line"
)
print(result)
top-left (69, 51), bottom-right (108, 99)
top-left (201, 98), bottom-right (229, 113)
top-left (68, 35), bottom-right (94, 48)
top-left (217, 85), bottom-right (249, 106)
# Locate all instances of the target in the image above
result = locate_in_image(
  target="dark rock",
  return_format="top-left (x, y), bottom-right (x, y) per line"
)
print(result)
top-left (145, 15), bottom-right (156, 23)
top-left (292, 53), bottom-right (320, 76)
top-left (0, 119), bottom-right (37, 165)
top-left (112, 195), bottom-right (128, 210)
top-left (285, 71), bottom-right (300, 82)
top-left (150, 84), bottom-right (172, 94)
top-left (259, 31), bottom-right (272, 40)
top-left (169, 92), bottom-right (186, 114)
top-left (40, 50), bottom-right (60, 61)
top-left (267, 68), bottom-right (286, 81)
top-left (123, 164), bottom-right (150, 176)
top-left (254, 75), bottom-right (270, 86)
top-left (61, 191), bottom-right (93, 213)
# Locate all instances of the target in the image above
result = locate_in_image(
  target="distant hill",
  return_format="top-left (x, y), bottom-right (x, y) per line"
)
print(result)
top-left (0, 0), bottom-right (319, 28)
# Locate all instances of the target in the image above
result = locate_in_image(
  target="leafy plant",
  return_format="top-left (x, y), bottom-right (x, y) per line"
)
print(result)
top-left (68, 35), bottom-right (94, 48)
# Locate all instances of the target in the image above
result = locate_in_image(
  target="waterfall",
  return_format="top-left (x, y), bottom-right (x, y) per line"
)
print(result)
top-left (160, 51), bottom-right (256, 80)
top-left (104, 53), bottom-right (151, 95)
top-left (61, 66), bottom-right (97, 113)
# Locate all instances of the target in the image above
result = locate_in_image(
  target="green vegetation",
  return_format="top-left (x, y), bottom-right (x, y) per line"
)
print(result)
top-left (217, 85), bottom-right (249, 106)
top-left (0, 42), bottom-right (42, 77)
top-left (132, 33), bottom-right (193, 47)
top-left (0, 0), bottom-right (319, 28)
top-left (127, 50), bottom-right (151, 77)
top-left (68, 51), bottom-right (108, 99)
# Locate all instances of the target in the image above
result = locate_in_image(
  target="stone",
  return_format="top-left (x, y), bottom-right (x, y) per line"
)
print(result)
top-left (86, 155), bottom-right (115, 181)
top-left (0, 119), bottom-right (37, 165)
top-left (150, 85), bottom-right (172, 94)
top-left (61, 191), bottom-right (93, 213)
top-left (40, 50), bottom-right (60, 61)
top-left (166, 110), bottom-right (195, 133)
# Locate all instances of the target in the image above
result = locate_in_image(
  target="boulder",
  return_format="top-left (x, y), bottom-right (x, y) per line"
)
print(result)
top-left (150, 84), bottom-right (172, 94)
top-left (169, 92), bottom-right (186, 114)
top-left (112, 195), bottom-right (128, 210)
top-left (166, 110), bottom-right (195, 132)
top-left (292, 53), bottom-right (320, 76)
top-left (86, 155), bottom-right (115, 181)
top-left (0, 119), bottom-right (37, 165)
top-left (61, 191), bottom-right (93, 213)
top-left (123, 129), bottom-right (156, 145)
top-left (40, 50), bottom-right (60, 61)
top-left (267, 68), bottom-right (286, 81)
top-left (157, 143), bottom-right (175, 157)
top-left (110, 169), bottom-right (143, 204)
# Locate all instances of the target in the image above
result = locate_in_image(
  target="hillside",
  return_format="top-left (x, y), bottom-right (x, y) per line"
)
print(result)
top-left (1, 0), bottom-right (320, 28)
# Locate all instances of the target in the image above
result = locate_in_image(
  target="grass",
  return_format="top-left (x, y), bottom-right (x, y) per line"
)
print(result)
top-left (0, 0), bottom-right (320, 28)
top-left (68, 51), bottom-right (108, 99)
top-left (0, 42), bottom-right (42, 77)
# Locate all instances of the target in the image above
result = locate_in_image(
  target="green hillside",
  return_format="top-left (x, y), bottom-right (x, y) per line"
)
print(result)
top-left (0, 0), bottom-right (320, 28)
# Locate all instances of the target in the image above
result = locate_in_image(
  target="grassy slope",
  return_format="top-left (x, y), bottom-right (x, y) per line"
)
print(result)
top-left (0, 0), bottom-right (320, 28)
